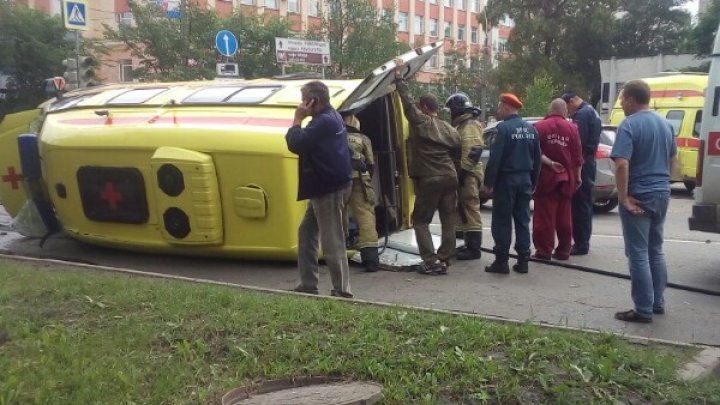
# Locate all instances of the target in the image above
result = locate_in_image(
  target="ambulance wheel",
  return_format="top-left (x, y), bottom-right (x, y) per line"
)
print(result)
top-left (684, 180), bottom-right (695, 193)
top-left (593, 196), bottom-right (618, 214)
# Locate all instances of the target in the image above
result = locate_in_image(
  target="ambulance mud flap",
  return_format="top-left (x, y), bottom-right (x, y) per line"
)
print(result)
top-left (151, 147), bottom-right (223, 245)
top-left (17, 133), bottom-right (60, 245)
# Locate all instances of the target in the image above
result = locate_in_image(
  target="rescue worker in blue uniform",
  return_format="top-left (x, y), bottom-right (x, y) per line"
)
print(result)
top-left (484, 93), bottom-right (542, 274)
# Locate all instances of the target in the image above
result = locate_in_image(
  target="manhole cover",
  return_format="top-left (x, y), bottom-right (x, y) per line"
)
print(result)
top-left (223, 377), bottom-right (383, 405)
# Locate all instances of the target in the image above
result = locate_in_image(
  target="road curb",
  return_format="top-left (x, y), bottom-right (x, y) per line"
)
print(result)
top-left (678, 347), bottom-right (720, 381)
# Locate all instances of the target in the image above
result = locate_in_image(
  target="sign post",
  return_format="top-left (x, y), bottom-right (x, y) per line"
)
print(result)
top-left (275, 37), bottom-right (331, 77)
top-left (62, 0), bottom-right (88, 87)
top-left (215, 30), bottom-right (240, 77)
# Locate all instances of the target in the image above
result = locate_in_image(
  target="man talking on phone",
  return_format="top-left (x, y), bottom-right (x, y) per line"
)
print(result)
top-left (286, 81), bottom-right (354, 298)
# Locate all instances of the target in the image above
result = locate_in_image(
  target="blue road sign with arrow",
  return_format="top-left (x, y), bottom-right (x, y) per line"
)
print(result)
top-left (215, 30), bottom-right (238, 57)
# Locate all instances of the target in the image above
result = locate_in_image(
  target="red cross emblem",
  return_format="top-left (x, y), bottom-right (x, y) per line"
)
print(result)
top-left (1, 166), bottom-right (24, 190)
top-left (100, 182), bottom-right (123, 210)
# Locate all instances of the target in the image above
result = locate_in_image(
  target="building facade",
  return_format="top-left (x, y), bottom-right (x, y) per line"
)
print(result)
top-left (21, 0), bottom-right (502, 84)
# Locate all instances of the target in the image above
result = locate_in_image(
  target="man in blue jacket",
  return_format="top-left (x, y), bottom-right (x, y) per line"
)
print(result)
top-left (286, 81), bottom-right (354, 298)
top-left (484, 93), bottom-right (542, 274)
top-left (562, 91), bottom-right (602, 256)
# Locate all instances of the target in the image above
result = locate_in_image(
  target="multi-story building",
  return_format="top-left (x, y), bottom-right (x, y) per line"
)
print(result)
top-left (20, 0), bottom-right (499, 84)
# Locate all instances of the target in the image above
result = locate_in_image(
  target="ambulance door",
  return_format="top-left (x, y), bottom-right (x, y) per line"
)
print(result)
top-left (689, 22), bottom-right (720, 233)
top-left (665, 109), bottom-right (690, 183)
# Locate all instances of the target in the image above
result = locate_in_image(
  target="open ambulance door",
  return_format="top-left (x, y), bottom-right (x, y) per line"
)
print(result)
top-left (337, 43), bottom-right (442, 239)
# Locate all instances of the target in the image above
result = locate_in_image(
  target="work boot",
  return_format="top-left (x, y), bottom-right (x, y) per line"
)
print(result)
top-left (513, 255), bottom-right (530, 274)
top-left (360, 247), bottom-right (380, 272)
top-left (457, 231), bottom-right (482, 260)
top-left (455, 230), bottom-right (464, 240)
top-left (485, 254), bottom-right (510, 274)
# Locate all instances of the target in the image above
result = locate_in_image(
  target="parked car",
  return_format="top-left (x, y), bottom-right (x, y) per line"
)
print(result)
top-left (479, 118), bottom-right (618, 213)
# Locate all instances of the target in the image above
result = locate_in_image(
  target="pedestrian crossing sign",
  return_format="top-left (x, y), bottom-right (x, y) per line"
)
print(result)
top-left (63, 0), bottom-right (88, 31)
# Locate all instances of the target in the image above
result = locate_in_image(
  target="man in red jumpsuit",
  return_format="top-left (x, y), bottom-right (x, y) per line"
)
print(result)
top-left (532, 99), bottom-right (584, 260)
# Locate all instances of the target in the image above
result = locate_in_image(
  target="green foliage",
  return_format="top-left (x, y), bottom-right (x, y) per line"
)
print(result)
top-left (522, 74), bottom-right (560, 118)
top-left (689, 0), bottom-right (720, 56)
top-left (222, 13), bottom-right (293, 79)
top-left (2, 261), bottom-right (720, 404)
top-left (320, 0), bottom-right (407, 78)
top-left (0, 1), bottom-right (72, 117)
top-left (611, 0), bottom-right (692, 58)
top-left (430, 51), bottom-right (498, 120)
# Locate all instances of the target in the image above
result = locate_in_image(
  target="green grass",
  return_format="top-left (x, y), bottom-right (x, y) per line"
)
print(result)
top-left (0, 259), bottom-right (719, 404)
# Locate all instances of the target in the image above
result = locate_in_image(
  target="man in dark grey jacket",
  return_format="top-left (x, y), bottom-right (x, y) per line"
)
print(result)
top-left (286, 81), bottom-right (353, 298)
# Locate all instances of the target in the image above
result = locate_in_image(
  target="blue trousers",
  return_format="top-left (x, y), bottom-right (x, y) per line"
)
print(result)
top-left (572, 158), bottom-right (596, 251)
top-left (619, 192), bottom-right (670, 317)
top-left (491, 172), bottom-right (532, 257)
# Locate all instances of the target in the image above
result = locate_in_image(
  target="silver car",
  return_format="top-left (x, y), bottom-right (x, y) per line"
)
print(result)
top-left (479, 119), bottom-right (618, 213)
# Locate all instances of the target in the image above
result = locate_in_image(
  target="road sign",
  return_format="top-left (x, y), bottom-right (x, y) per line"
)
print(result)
top-left (215, 30), bottom-right (239, 57)
top-left (275, 38), bottom-right (331, 66)
top-left (63, 0), bottom-right (88, 31)
top-left (216, 63), bottom-right (239, 77)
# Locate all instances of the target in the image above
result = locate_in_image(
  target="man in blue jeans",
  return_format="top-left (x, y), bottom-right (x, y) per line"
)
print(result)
top-left (611, 80), bottom-right (677, 323)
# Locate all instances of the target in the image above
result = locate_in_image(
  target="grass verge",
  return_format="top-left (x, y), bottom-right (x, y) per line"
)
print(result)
top-left (0, 258), bottom-right (719, 404)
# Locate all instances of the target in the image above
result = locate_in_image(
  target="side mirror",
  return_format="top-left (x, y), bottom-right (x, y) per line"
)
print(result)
top-left (43, 76), bottom-right (66, 100)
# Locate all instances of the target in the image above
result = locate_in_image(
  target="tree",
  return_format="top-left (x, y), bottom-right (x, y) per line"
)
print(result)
top-left (522, 74), bottom-right (559, 117)
top-left (223, 13), bottom-right (293, 79)
top-left (689, 0), bottom-right (720, 57)
top-left (484, 0), bottom-right (618, 104)
top-left (0, 1), bottom-right (73, 116)
top-left (320, 0), bottom-right (407, 78)
top-left (432, 49), bottom-right (498, 120)
top-left (611, 0), bottom-right (692, 58)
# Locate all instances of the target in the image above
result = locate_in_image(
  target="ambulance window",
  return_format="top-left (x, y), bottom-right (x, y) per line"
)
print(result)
top-left (693, 111), bottom-right (702, 138)
top-left (108, 88), bottom-right (168, 104)
top-left (49, 96), bottom-right (87, 111)
top-left (665, 110), bottom-right (684, 136)
top-left (184, 87), bottom-right (244, 103)
top-left (226, 87), bottom-right (281, 103)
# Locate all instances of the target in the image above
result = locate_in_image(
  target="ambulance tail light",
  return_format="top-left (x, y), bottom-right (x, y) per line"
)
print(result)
top-left (595, 144), bottom-right (611, 159)
top-left (697, 139), bottom-right (705, 187)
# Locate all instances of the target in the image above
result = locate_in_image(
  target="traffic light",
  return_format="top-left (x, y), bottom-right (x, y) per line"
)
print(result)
top-left (62, 56), bottom-right (96, 89)
top-left (62, 58), bottom-right (78, 91)
top-left (77, 56), bottom-right (96, 88)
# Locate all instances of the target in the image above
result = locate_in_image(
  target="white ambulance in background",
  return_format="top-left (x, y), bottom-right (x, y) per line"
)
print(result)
top-left (689, 24), bottom-right (720, 233)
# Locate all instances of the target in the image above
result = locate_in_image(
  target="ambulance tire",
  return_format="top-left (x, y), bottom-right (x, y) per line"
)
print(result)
top-left (593, 196), bottom-right (618, 214)
top-left (683, 180), bottom-right (695, 193)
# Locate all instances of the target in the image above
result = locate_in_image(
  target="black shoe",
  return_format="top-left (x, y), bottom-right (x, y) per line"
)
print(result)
top-left (360, 247), bottom-right (380, 272)
top-left (570, 246), bottom-right (589, 256)
top-left (457, 231), bottom-right (482, 260)
top-left (330, 289), bottom-right (354, 299)
top-left (418, 260), bottom-right (442, 275)
top-left (456, 247), bottom-right (481, 260)
top-left (485, 260), bottom-right (510, 274)
top-left (455, 230), bottom-right (465, 239)
top-left (614, 309), bottom-right (652, 323)
top-left (513, 259), bottom-right (529, 274)
top-left (291, 286), bottom-right (319, 295)
top-left (653, 307), bottom-right (665, 315)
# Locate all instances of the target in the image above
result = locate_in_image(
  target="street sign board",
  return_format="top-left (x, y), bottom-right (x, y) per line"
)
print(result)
top-left (275, 38), bottom-right (331, 66)
top-left (216, 63), bottom-right (239, 77)
top-left (63, 0), bottom-right (88, 31)
top-left (215, 30), bottom-right (239, 57)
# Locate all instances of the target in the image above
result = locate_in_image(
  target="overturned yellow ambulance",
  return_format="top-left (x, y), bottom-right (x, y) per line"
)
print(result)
top-left (0, 44), bottom-right (440, 260)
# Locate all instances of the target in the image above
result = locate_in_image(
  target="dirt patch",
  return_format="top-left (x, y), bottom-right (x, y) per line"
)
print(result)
top-left (223, 377), bottom-right (382, 405)
top-left (0, 329), bottom-right (9, 347)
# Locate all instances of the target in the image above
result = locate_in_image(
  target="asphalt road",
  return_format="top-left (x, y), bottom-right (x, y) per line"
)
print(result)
top-left (1, 184), bottom-right (719, 345)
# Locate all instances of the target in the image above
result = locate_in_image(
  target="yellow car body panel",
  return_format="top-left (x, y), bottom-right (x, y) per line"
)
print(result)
top-left (609, 74), bottom-right (707, 184)
top-left (0, 44), bottom-right (442, 260)
top-left (0, 109), bottom-right (43, 217)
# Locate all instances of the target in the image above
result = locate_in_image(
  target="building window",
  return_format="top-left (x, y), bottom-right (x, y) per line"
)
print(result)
top-left (443, 0), bottom-right (452, 7)
top-left (119, 59), bottom-right (133, 82)
top-left (414, 16), bottom-right (424, 34)
top-left (470, 0), bottom-right (479, 12)
top-left (398, 12), bottom-right (408, 32)
top-left (458, 0), bottom-right (465, 9)
top-left (430, 19), bottom-right (438, 36)
top-left (288, 0), bottom-right (300, 12)
top-left (430, 0), bottom-right (437, 4)
top-left (117, 12), bottom-right (133, 26)
top-left (429, 54), bottom-right (438, 68)
top-left (264, 0), bottom-right (278, 8)
top-left (458, 24), bottom-right (465, 41)
top-left (444, 55), bottom-right (455, 68)
top-left (241, 0), bottom-right (254, 5)
top-left (444, 24), bottom-right (451, 38)
top-left (308, 0), bottom-right (318, 16)
top-left (471, 28), bottom-right (478, 43)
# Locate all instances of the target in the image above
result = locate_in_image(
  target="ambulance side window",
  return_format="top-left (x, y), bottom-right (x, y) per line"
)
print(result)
top-left (665, 110), bottom-right (684, 137)
top-left (693, 111), bottom-right (702, 138)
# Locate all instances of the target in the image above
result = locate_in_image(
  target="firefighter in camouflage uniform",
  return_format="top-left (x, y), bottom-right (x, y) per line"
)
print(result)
top-left (343, 114), bottom-right (380, 272)
top-left (446, 93), bottom-right (485, 260)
